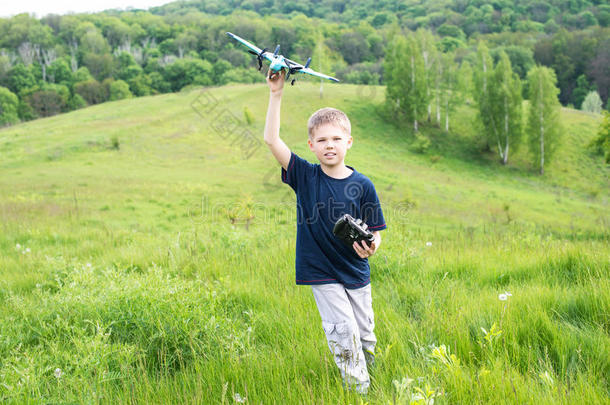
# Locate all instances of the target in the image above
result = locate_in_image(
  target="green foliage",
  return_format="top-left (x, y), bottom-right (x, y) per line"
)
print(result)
top-left (491, 45), bottom-right (535, 79)
top-left (0, 86), bottom-right (20, 126)
top-left (490, 51), bottom-right (523, 164)
top-left (109, 80), bottom-right (133, 101)
top-left (589, 111), bottom-right (610, 163)
top-left (74, 79), bottom-right (107, 105)
top-left (23, 84), bottom-right (70, 117)
top-left (581, 91), bottom-right (603, 114)
top-left (127, 74), bottom-right (152, 97)
top-left (571, 75), bottom-right (594, 109)
top-left (163, 58), bottom-right (213, 91)
top-left (148, 71), bottom-right (171, 93)
top-left (47, 59), bottom-right (73, 85)
top-left (384, 34), bottom-right (428, 132)
top-left (73, 67), bottom-right (93, 83)
top-left (243, 106), bottom-right (254, 126)
top-left (410, 132), bottom-right (431, 153)
top-left (7, 64), bottom-right (37, 94)
top-left (110, 135), bottom-right (120, 150)
top-left (219, 67), bottom-right (261, 85)
top-left (527, 66), bottom-right (562, 174)
top-left (67, 93), bottom-right (87, 110)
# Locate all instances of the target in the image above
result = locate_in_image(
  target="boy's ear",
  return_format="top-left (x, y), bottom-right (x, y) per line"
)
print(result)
top-left (307, 137), bottom-right (314, 150)
top-left (347, 135), bottom-right (353, 149)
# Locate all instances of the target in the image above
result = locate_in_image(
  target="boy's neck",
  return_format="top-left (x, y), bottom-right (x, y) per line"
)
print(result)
top-left (320, 161), bottom-right (353, 179)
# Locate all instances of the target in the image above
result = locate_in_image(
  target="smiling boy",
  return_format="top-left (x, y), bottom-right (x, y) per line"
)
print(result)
top-left (263, 68), bottom-right (387, 394)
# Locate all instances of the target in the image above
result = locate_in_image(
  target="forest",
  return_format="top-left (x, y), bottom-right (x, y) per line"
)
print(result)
top-left (0, 0), bottom-right (608, 125)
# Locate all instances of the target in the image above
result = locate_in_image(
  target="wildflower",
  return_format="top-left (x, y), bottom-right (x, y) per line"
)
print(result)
top-left (233, 393), bottom-right (246, 403)
top-left (25, 247), bottom-right (31, 253)
top-left (498, 294), bottom-right (508, 301)
top-left (16, 243), bottom-right (21, 249)
top-left (86, 263), bottom-right (92, 268)
top-left (426, 241), bottom-right (432, 247)
top-left (54, 368), bottom-right (63, 379)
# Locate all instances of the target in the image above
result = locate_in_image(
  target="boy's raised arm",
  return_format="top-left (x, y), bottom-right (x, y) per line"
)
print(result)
top-left (263, 68), bottom-right (291, 170)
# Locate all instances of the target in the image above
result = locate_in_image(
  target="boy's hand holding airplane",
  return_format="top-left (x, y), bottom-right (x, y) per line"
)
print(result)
top-left (267, 67), bottom-right (285, 95)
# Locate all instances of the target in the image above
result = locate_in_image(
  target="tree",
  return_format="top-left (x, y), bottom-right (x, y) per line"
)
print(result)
top-left (24, 84), bottom-right (69, 117)
top-left (473, 42), bottom-right (496, 151)
top-left (163, 58), bottom-right (213, 91)
top-left (74, 79), bottom-right (107, 105)
top-left (581, 91), bottom-right (603, 113)
top-left (7, 63), bottom-right (37, 94)
top-left (47, 58), bottom-right (72, 85)
top-left (440, 52), bottom-right (459, 132)
top-left (416, 29), bottom-right (438, 124)
top-left (490, 52), bottom-right (523, 164)
top-left (109, 79), bottom-right (133, 100)
top-left (384, 34), bottom-right (428, 132)
top-left (571, 74), bottom-right (593, 108)
top-left (0, 86), bottom-right (20, 126)
top-left (589, 111), bottom-right (609, 163)
top-left (527, 66), bottom-right (562, 174)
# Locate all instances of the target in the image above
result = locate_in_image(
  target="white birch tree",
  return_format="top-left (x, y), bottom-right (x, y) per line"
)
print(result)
top-left (527, 66), bottom-right (561, 175)
top-left (384, 34), bottom-right (428, 132)
top-left (491, 51), bottom-right (523, 164)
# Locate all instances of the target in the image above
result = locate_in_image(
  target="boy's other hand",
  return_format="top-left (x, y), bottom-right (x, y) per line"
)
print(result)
top-left (353, 239), bottom-right (377, 258)
top-left (267, 67), bottom-right (285, 95)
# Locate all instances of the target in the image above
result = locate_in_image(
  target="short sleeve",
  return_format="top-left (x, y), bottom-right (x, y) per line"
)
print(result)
top-left (361, 180), bottom-right (387, 231)
top-left (281, 152), bottom-right (312, 192)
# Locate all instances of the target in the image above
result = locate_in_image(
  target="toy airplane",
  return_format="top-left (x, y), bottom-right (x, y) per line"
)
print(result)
top-left (226, 31), bottom-right (339, 85)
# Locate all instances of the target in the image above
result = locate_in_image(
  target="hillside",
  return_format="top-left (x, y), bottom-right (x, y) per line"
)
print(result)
top-left (1, 82), bottom-right (607, 234)
top-left (0, 83), bottom-right (608, 403)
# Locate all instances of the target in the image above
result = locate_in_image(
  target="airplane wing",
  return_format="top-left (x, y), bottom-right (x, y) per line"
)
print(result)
top-left (226, 32), bottom-right (262, 54)
top-left (284, 58), bottom-right (304, 69)
top-left (226, 31), bottom-right (275, 62)
top-left (299, 67), bottom-right (340, 82)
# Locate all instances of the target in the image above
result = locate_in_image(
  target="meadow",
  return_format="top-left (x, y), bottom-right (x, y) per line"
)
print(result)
top-left (0, 81), bottom-right (608, 404)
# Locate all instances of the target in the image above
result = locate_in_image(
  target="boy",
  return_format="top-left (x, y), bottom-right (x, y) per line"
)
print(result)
top-left (263, 68), bottom-right (387, 394)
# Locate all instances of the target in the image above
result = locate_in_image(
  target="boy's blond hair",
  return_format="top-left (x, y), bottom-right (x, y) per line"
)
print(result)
top-left (307, 107), bottom-right (351, 139)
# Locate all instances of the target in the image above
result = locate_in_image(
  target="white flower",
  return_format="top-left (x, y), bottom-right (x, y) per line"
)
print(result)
top-left (16, 243), bottom-right (21, 249)
top-left (36, 283), bottom-right (42, 289)
top-left (86, 263), bottom-right (92, 268)
top-left (54, 368), bottom-right (63, 379)
top-left (233, 393), bottom-right (246, 403)
top-left (498, 293), bottom-right (508, 301)
top-left (426, 241), bottom-right (432, 246)
top-left (25, 247), bottom-right (31, 253)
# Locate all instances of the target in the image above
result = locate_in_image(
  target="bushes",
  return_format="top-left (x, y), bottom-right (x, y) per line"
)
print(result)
top-left (0, 86), bottom-right (19, 125)
top-left (23, 84), bottom-right (70, 118)
top-left (163, 58), bottom-right (213, 91)
top-left (74, 79), bottom-right (107, 105)
top-left (109, 80), bottom-right (132, 101)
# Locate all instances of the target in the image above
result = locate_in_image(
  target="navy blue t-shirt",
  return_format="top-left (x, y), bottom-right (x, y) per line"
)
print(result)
top-left (282, 152), bottom-right (387, 289)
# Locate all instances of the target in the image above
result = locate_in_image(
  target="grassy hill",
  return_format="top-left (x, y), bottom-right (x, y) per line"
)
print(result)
top-left (0, 83), bottom-right (608, 403)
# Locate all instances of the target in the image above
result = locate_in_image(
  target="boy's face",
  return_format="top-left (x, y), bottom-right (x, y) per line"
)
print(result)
top-left (307, 123), bottom-right (353, 168)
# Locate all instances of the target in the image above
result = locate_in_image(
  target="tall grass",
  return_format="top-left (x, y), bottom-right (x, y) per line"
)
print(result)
top-left (0, 83), bottom-right (608, 403)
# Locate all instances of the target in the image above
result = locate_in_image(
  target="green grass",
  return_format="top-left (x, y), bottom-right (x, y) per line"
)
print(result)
top-left (0, 82), bottom-right (608, 403)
